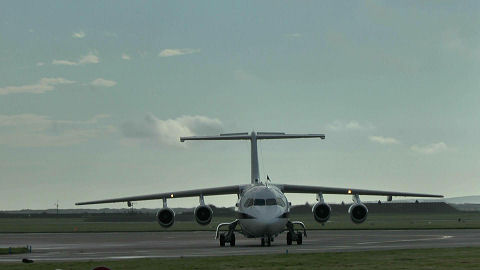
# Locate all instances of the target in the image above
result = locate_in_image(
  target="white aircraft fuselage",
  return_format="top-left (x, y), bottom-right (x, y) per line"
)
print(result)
top-left (236, 184), bottom-right (289, 238)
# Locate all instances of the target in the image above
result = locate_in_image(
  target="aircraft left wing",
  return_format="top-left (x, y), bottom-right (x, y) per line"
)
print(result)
top-left (76, 185), bottom-right (244, 205)
top-left (277, 184), bottom-right (443, 198)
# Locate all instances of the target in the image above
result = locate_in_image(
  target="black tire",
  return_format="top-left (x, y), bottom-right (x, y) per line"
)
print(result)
top-left (230, 233), bottom-right (235, 247)
top-left (296, 233), bottom-right (302, 245)
top-left (220, 234), bottom-right (226, 247)
top-left (261, 237), bottom-right (265, 246)
top-left (286, 232), bottom-right (292, 245)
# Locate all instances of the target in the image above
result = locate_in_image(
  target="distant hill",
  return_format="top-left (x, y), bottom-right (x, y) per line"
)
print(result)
top-left (444, 195), bottom-right (480, 204)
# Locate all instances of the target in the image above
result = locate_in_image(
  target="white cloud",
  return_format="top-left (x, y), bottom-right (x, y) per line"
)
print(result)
top-left (326, 120), bottom-right (375, 131)
top-left (36, 62), bottom-right (45, 66)
top-left (411, 142), bottom-right (448, 155)
top-left (91, 78), bottom-right (117, 87)
top-left (121, 53), bottom-right (131, 60)
top-left (233, 69), bottom-right (258, 81)
top-left (52, 52), bottom-right (99, 66)
top-left (286, 33), bottom-right (302, 38)
top-left (121, 115), bottom-right (222, 147)
top-left (72, 30), bottom-right (86, 39)
top-left (0, 114), bottom-right (114, 147)
top-left (0, 78), bottom-right (75, 95)
top-left (158, 48), bottom-right (200, 57)
top-left (369, 136), bottom-right (400, 145)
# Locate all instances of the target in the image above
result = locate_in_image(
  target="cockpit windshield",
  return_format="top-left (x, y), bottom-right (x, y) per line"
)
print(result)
top-left (254, 199), bottom-right (265, 206)
top-left (244, 198), bottom-right (286, 207)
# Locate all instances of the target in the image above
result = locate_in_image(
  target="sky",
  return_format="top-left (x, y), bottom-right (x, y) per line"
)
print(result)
top-left (0, 1), bottom-right (479, 210)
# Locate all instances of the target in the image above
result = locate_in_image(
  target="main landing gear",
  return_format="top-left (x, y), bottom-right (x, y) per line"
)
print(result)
top-left (286, 221), bottom-right (307, 245)
top-left (216, 219), bottom-right (238, 247)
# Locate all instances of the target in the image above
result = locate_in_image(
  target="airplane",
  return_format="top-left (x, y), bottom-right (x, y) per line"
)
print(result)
top-left (76, 131), bottom-right (443, 247)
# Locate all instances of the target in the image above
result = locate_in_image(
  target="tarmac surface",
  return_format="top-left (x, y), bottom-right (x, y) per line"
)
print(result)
top-left (1, 229), bottom-right (480, 262)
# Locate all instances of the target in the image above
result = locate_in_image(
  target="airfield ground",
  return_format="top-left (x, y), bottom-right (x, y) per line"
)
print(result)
top-left (0, 247), bottom-right (479, 270)
top-left (0, 212), bottom-right (479, 233)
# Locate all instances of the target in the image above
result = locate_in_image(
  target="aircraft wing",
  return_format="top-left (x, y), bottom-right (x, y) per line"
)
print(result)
top-left (75, 185), bottom-right (244, 205)
top-left (277, 184), bottom-right (443, 198)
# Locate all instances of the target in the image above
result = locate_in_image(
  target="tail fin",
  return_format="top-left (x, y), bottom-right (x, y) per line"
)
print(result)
top-left (181, 131), bottom-right (325, 184)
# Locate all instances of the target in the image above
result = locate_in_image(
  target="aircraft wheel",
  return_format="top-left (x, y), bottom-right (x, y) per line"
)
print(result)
top-left (219, 234), bottom-right (226, 247)
top-left (286, 232), bottom-right (292, 245)
top-left (230, 233), bottom-right (236, 247)
top-left (296, 232), bottom-right (302, 245)
top-left (261, 237), bottom-right (265, 246)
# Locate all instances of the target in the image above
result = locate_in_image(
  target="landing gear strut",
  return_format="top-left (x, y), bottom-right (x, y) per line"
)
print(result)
top-left (261, 236), bottom-right (272, 247)
top-left (286, 221), bottom-right (306, 245)
top-left (216, 219), bottom-right (238, 247)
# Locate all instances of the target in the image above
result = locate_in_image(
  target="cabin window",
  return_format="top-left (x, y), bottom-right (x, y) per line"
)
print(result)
top-left (244, 198), bottom-right (254, 208)
top-left (266, 198), bottom-right (277, 206)
top-left (254, 199), bottom-right (265, 206)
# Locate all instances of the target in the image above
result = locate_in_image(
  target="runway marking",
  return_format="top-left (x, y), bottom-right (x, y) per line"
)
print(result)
top-left (357, 235), bottom-right (453, 245)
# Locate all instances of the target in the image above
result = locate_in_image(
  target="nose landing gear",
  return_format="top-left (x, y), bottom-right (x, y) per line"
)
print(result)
top-left (261, 236), bottom-right (273, 246)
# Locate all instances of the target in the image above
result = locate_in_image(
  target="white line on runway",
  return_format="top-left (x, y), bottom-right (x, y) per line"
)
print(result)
top-left (356, 235), bottom-right (453, 245)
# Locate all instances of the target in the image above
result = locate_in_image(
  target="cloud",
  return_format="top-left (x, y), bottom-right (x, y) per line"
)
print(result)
top-left (0, 114), bottom-right (114, 147)
top-left (0, 78), bottom-right (75, 95)
top-left (326, 120), bottom-right (375, 131)
top-left (91, 78), bottom-right (117, 87)
top-left (410, 142), bottom-right (448, 155)
top-left (52, 52), bottom-right (99, 66)
top-left (121, 115), bottom-right (222, 147)
top-left (72, 30), bottom-right (86, 39)
top-left (36, 62), bottom-right (45, 66)
top-left (233, 69), bottom-right (258, 81)
top-left (158, 48), bottom-right (200, 57)
top-left (121, 53), bottom-right (131, 60)
top-left (286, 33), bottom-right (302, 38)
top-left (369, 136), bottom-right (400, 145)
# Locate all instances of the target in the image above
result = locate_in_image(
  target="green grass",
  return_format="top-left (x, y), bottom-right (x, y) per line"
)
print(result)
top-left (1, 212), bottom-right (479, 233)
top-left (0, 247), bottom-right (479, 270)
top-left (0, 247), bottom-right (29, 255)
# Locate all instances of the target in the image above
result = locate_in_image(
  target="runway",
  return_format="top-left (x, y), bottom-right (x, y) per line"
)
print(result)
top-left (1, 230), bottom-right (480, 262)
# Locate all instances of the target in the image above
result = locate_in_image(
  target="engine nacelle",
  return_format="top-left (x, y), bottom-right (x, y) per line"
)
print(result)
top-left (312, 202), bottom-right (331, 223)
top-left (156, 208), bottom-right (175, 228)
top-left (194, 205), bottom-right (213, 225)
top-left (348, 203), bottom-right (368, 224)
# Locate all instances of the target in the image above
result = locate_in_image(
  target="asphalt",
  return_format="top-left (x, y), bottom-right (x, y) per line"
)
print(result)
top-left (1, 229), bottom-right (480, 262)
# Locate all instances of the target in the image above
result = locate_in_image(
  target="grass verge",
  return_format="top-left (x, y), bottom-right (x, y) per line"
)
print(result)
top-left (0, 247), bottom-right (479, 270)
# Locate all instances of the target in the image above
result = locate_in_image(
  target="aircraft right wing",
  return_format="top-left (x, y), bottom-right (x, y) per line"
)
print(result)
top-left (76, 185), bottom-right (245, 206)
top-left (277, 184), bottom-right (443, 198)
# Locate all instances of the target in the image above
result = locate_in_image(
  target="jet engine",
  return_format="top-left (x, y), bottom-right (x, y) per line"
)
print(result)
top-left (312, 202), bottom-right (331, 223)
top-left (348, 203), bottom-right (368, 224)
top-left (194, 205), bottom-right (213, 225)
top-left (156, 208), bottom-right (175, 228)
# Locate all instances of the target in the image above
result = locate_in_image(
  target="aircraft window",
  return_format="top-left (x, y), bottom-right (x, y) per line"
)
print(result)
top-left (254, 199), bottom-right (265, 206)
top-left (276, 198), bottom-right (286, 207)
top-left (244, 198), bottom-right (254, 208)
top-left (266, 198), bottom-right (277, 206)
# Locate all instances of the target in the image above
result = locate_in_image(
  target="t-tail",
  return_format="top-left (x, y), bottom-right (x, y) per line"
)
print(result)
top-left (180, 131), bottom-right (325, 184)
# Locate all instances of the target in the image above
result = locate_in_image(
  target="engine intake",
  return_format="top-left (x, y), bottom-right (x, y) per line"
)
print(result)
top-left (348, 203), bottom-right (368, 224)
top-left (194, 205), bottom-right (213, 225)
top-left (312, 202), bottom-right (331, 223)
top-left (156, 208), bottom-right (175, 228)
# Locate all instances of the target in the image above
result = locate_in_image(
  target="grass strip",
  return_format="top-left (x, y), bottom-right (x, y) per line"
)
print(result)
top-left (0, 247), bottom-right (479, 270)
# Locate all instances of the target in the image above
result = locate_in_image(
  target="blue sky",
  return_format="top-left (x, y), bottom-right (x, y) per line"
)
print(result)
top-left (0, 1), bottom-right (479, 210)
